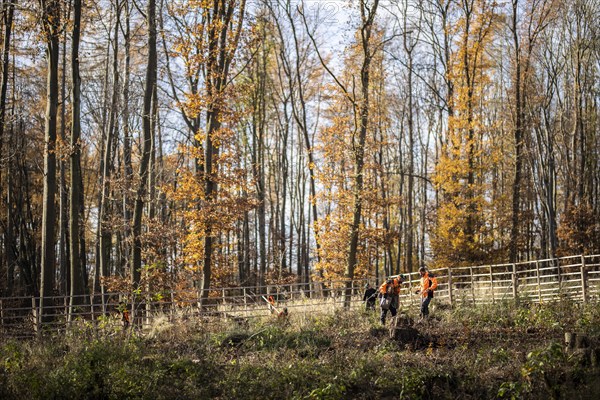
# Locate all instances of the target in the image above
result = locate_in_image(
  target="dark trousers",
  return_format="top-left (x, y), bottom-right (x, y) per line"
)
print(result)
top-left (420, 296), bottom-right (432, 317)
top-left (380, 306), bottom-right (397, 324)
top-left (366, 300), bottom-right (375, 311)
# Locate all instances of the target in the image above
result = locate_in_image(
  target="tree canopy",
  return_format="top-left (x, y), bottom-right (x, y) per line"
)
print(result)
top-left (0, 0), bottom-right (599, 308)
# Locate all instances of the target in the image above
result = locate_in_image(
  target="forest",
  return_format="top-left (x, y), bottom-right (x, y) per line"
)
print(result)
top-left (0, 0), bottom-right (599, 319)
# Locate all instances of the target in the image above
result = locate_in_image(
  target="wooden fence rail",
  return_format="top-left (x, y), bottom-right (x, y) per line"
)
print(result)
top-left (1, 254), bottom-right (599, 339)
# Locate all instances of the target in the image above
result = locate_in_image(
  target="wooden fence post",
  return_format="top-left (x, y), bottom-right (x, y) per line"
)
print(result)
top-left (512, 263), bottom-right (518, 303)
top-left (536, 261), bottom-right (542, 303)
top-left (581, 255), bottom-right (588, 304)
top-left (408, 274), bottom-right (414, 306)
top-left (90, 293), bottom-right (95, 322)
top-left (170, 291), bottom-right (175, 321)
top-left (32, 296), bottom-right (39, 333)
top-left (448, 269), bottom-right (453, 307)
top-left (63, 295), bottom-right (68, 323)
top-left (489, 265), bottom-right (495, 303)
top-left (470, 267), bottom-right (475, 304)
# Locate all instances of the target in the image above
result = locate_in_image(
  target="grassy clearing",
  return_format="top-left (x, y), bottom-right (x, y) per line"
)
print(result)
top-left (1, 299), bottom-right (600, 399)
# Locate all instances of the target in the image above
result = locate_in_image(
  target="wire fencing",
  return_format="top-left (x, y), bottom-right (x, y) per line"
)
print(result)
top-left (1, 254), bottom-right (599, 339)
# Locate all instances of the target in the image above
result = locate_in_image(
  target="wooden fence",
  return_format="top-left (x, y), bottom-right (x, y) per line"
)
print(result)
top-left (1, 254), bottom-right (599, 339)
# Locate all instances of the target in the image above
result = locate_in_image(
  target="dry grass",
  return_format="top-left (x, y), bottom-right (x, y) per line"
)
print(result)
top-left (1, 299), bottom-right (600, 399)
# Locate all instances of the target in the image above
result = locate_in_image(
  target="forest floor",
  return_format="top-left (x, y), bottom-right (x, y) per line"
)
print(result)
top-left (2, 299), bottom-right (600, 399)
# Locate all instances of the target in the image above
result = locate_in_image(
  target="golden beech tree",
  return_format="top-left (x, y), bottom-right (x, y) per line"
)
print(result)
top-left (167, 133), bottom-right (256, 290)
top-left (313, 21), bottom-right (398, 291)
top-left (314, 110), bottom-right (397, 285)
top-left (557, 202), bottom-right (600, 257)
top-left (165, 0), bottom-right (251, 302)
top-left (431, 0), bottom-right (501, 268)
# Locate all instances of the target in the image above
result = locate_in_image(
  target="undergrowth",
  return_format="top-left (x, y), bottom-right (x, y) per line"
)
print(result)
top-left (1, 300), bottom-right (599, 399)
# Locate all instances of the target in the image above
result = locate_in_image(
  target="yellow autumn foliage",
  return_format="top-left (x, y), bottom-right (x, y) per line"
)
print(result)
top-left (431, 0), bottom-right (504, 269)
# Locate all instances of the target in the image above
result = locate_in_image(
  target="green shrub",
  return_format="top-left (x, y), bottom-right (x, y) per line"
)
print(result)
top-left (2, 300), bottom-right (600, 399)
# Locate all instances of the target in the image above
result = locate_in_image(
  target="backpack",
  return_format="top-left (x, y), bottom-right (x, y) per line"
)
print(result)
top-left (380, 280), bottom-right (397, 310)
top-left (386, 280), bottom-right (395, 295)
top-left (380, 296), bottom-right (392, 310)
top-left (427, 274), bottom-right (435, 298)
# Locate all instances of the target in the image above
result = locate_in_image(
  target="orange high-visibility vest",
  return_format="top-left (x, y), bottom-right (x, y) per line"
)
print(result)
top-left (379, 279), bottom-right (401, 295)
top-left (419, 273), bottom-right (438, 298)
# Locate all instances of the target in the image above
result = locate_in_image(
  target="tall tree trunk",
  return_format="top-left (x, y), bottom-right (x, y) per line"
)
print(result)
top-left (283, 2), bottom-right (321, 267)
top-left (148, 80), bottom-right (157, 221)
top-left (509, 0), bottom-right (523, 263)
top-left (200, 0), bottom-right (246, 307)
top-left (122, 0), bottom-right (133, 275)
top-left (251, 36), bottom-right (267, 288)
top-left (243, 210), bottom-right (250, 282)
top-left (99, 2), bottom-right (120, 307)
top-left (0, 0), bottom-right (15, 296)
top-left (345, 0), bottom-right (379, 308)
top-left (156, 103), bottom-right (167, 223)
top-left (93, 23), bottom-right (112, 295)
top-left (132, 0), bottom-right (157, 286)
top-left (69, 0), bottom-right (86, 314)
top-left (201, 109), bottom-right (221, 301)
top-left (396, 124), bottom-right (405, 277)
top-left (59, 4), bottom-right (69, 296)
top-left (39, 0), bottom-right (61, 323)
top-left (6, 158), bottom-right (15, 295)
top-left (5, 62), bottom-right (17, 297)
top-left (279, 124), bottom-right (289, 275)
top-left (462, 2), bottom-right (476, 246)
top-left (404, 17), bottom-right (416, 273)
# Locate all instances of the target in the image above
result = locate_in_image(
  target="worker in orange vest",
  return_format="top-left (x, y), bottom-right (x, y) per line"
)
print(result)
top-left (378, 276), bottom-right (405, 325)
top-left (415, 267), bottom-right (438, 319)
top-left (267, 295), bottom-right (277, 314)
